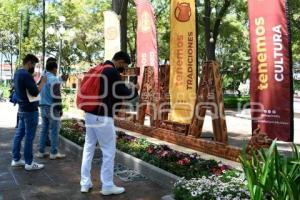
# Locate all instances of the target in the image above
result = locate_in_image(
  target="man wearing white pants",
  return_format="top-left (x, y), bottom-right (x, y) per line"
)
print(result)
top-left (81, 115), bottom-right (116, 193)
top-left (80, 52), bottom-right (138, 195)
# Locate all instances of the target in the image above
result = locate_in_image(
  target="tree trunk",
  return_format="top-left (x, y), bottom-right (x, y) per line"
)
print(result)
top-left (203, 0), bottom-right (214, 60)
top-left (203, 0), bottom-right (231, 61)
top-left (22, 8), bottom-right (30, 38)
top-left (127, 19), bottom-right (137, 64)
top-left (10, 52), bottom-right (13, 79)
top-left (112, 0), bottom-right (128, 52)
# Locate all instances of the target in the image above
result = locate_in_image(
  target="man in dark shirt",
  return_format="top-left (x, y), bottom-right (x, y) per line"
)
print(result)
top-left (80, 52), bottom-right (138, 195)
top-left (11, 54), bottom-right (47, 171)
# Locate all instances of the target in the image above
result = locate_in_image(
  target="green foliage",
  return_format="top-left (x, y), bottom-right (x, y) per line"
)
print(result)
top-left (0, 0), bottom-right (110, 70)
top-left (294, 80), bottom-right (300, 91)
top-left (240, 141), bottom-right (300, 200)
top-left (45, 0), bottom-right (110, 72)
top-left (0, 0), bottom-right (299, 86)
top-left (61, 88), bottom-right (76, 112)
top-left (0, 83), bottom-right (10, 99)
top-left (223, 96), bottom-right (250, 109)
top-left (152, 0), bottom-right (170, 61)
top-left (60, 120), bottom-right (85, 146)
top-left (22, 8), bottom-right (30, 38)
top-left (290, 0), bottom-right (300, 63)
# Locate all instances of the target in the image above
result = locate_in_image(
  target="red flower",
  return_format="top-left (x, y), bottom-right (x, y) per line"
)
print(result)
top-left (147, 146), bottom-right (155, 154)
top-left (212, 164), bottom-right (230, 176)
top-left (218, 164), bottom-right (230, 172)
top-left (220, 165), bottom-right (226, 172)
top-left (211, 167), bottom-right (222, 176)
top-left (73, 121), bottom-right (86, 132)
top-left (157, 150), bottom-right (170, 158)
top-left (176, 157), bottom-right (191, 166)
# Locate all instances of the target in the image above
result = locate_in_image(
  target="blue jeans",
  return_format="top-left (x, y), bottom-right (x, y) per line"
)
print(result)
top-left (39, 106), bottom-right (61, 154)
top-left (12, 111), bottom-right (39, 165)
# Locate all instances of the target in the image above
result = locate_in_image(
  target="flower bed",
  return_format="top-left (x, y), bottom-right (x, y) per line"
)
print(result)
top-left (60, 119), bottom-right (85, 146)
top-left (174, 172), bottom-right (250, 200)
top-left (60, 119), bottom-right (250, 199)
top-left (116, 131), bottom-right (224, 179)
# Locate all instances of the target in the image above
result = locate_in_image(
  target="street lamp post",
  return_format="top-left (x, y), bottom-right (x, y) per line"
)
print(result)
top-left (58, 35), bottom-right (63, 75)
top-left (47, 16), bottom-right (75, 77)
top-left (42, 0), bottom-right (46, 70)
top-left (57, 16), bottom-right (66, 76)
top-left (9, 33), bottom-right (15, 79)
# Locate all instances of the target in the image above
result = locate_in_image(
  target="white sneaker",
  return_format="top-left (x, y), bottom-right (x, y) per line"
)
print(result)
top-left (81, 185), bottom-right (93, 193)
top-left (11, 159), bottom-right (25, 167)
top-left (50, 152), bottom-right (66, 160)
top-left (35, 152), bottom-right (49, 158)
top-left (100, 186), bottom-right (125, 195)
top-left (25, 162), bottom-right (44, 171)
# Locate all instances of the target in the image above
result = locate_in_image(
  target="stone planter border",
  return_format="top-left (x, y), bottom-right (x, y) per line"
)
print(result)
top-left (59, 135), bottom-right (179, 191)
top-left (161, 195), bottom-right (175, 200)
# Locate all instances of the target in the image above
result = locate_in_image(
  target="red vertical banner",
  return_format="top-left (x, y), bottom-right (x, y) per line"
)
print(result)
top-left (248, 0), bottom-right (293, 142)
top-left (135, 0), bottom-right (159, 94)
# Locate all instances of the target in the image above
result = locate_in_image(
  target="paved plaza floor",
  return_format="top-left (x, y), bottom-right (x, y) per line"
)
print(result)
top-left (0, 102), bottom-right (170, 200)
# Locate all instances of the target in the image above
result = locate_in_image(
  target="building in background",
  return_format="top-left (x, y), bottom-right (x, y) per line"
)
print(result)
top-left (0, 63), bottom-right (15, 84)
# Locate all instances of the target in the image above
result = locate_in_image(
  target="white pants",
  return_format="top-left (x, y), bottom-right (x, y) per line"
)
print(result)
top-left (80, 113), bottom-right (116, 190)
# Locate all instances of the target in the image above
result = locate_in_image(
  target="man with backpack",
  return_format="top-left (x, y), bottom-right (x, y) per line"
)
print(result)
top-left (78, 51), bottom-right (138, 195)
top-left (11, 54), bottom-right (47, 171)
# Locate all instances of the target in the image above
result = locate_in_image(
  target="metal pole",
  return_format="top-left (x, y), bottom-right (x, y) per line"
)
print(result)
top-left (18, 12), bottom-right (22, 67)
top-left (58, 37), bottom-right (62, 75)
top-left (42, 0), bottom-right (46, 69)
top-left (0, 43), bottom-right (3, 81)
top-left (10, 46), bottom-right (13, 79)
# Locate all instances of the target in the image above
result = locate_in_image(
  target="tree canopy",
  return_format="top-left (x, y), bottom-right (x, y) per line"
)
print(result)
top-left (0, 0), bottom-right (299, 90)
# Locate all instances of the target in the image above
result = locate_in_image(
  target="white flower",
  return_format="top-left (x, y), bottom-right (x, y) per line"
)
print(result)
top-left (191, 191), bottom-right (197, 197)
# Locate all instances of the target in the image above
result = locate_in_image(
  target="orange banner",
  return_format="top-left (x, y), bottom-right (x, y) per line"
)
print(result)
top-left (169, 0), bottom-right (197, 123)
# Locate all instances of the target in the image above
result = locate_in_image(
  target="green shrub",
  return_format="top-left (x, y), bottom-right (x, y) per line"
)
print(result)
top-left (240, 141), bottom-right (300, 200)
top-left (223, 96), bottom-right (250, 109)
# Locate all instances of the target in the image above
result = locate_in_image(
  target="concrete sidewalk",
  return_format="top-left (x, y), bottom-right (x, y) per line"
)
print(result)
top-left (0, 128), bottom-right (170, 200)
top-left (0, 102), bottom-right (170, 200)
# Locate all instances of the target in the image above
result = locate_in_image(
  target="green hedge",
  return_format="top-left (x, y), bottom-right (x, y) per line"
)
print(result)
top-left (223, 96), bottom-right (250, 109)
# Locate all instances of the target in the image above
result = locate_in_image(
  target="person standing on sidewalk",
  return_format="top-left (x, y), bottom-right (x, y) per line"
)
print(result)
top-left (36, 59), bottom-right (66, 160)
top-left (80, 51), bottom-right (138, 195)
top-left (42, 57), bottom-right (58, 147)
top-left (11, 54), bottom-right (47, 171)
top-left (37, 57), bottom-right (58, 148)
